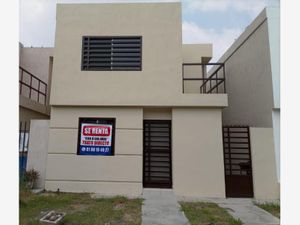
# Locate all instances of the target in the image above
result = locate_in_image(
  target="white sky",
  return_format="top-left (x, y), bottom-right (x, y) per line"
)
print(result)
top-left (19, 0), bottom-right (280, 61)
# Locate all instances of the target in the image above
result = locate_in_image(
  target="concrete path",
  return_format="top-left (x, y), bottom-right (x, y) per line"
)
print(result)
top-left (185, 198), bottom-right (280, 225)
top-left (142, 189), bottom-right (189, 225)
top-left (216, 198), bottom-right (280, 225)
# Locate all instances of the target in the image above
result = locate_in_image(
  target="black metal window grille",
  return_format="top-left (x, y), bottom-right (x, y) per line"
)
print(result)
top-left (81, 36), bottom-right (142, 71)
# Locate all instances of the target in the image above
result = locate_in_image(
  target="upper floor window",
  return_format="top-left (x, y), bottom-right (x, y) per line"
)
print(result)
top-left (81, 36), bottom-right (142, 71)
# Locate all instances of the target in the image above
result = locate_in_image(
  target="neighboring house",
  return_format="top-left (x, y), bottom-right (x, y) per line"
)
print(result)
top-left (214, 7), bottom-right (280, 199)
top-left (22, 2), bottom-right (279, 200)
top-left (19, 43), bottom-right (53, 175)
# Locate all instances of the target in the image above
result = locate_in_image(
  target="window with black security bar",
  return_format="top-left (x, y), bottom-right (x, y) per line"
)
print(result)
top-left (81, 36), bottom-right (142, 71)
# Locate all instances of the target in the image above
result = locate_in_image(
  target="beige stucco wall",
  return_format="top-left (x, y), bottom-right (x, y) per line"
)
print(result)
top-left (19, 46), bottom-right (53, 84)
top-left (183, 44), bottom-right (212, 63)
top-left (19, 106), bottom-right (49, 124)
top-left (250, 127), bottom-right (279, 200)
top-left (143, 108), bottom-right (172, 120)
top-left (172, 108), bottom-right (226, 198)
top-left (51, 3), bottom-right (181, 106)
top-left (47, 106), bottom-right (226, 197)
top-left (50, 3), bottom-right (227, 108)
top-left (45, 106), bottom-right (143, 196)
top-left (19, 95), bottom-right (50, 115)
top-left (219, 9), bottom-right (274, 127)
top-left (182, 44), bottom-right (213, 94)
top-left (27, 120), bottom-right (50, 189)
top-left (43, 107), bottom-right (228, 194)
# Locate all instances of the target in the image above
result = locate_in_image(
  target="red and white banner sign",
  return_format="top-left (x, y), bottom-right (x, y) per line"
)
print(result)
top-left (80, 123), bottom-right (112, 147)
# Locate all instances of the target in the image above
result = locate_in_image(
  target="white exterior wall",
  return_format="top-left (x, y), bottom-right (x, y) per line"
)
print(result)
top-left (272, 109), bottom-right (280, 181)
top-left (267, 7), bottom-right (280, 109)
top-left (172, 108), bottom-right (226, 198)
top-left (250, 127), bottom-right (280, 200)
top-left (26, 120), bottom-right (50, 189)
top-left (267, 7), bottom-right (280, 181)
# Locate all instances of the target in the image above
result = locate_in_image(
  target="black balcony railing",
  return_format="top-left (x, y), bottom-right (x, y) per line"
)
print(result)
top-left (182, 63), bottom-right (226, 94)
top-left (19, 66), bottom-right (47, 105)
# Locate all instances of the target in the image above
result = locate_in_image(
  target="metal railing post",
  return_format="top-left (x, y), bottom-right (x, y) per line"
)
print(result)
top-left (182, 63), bottom-right (226, 94)
top-left (44, 84), bottom-right (47, 105)
top-left (223, 63), bottom-right (226, 93)
top-left (19, 66), bottom-right (48, 105)
top-left (182, 64), bottom-right (184, 93)
top-left (29, 74), bottom-right (32, 98)
top-left (216, 69), bottom-right (219, 93)
top-left (20, 69), bottom-right (23, 95)
top-left (37, 80), bottom-right (40, 103)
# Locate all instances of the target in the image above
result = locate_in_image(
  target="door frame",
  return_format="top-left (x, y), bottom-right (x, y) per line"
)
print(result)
top-left (223, 125), bottom-right (254, 198)
top-left (143, 120), bottom-right (172, 188)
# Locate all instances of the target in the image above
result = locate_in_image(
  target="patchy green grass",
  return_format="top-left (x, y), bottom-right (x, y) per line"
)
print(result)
top-left (20, 187), bottom-right (142, 225)
top-left (180, 202), bottom-right (243, 225)
top-left (255, 202), bottom-right (280, 218)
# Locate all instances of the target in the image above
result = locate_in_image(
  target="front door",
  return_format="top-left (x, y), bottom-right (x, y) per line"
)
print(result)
top-left (223, 126), bottom-right (254, 197)
top-left (143, 120), bottom-right (172, 188)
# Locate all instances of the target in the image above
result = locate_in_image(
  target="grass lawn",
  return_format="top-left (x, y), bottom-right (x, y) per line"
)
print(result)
top-left (180, 202), bottom-right (243, 225)
top-left (20, 186), bottom-right (142, 225)
top-left (255, 202), bottom-right (280, 218)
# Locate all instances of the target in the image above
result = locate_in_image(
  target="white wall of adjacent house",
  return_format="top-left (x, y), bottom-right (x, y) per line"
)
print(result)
top-left (267, 7), bottom-right (280, 109)
top-left (267, 7), bottom-right (280, 182)
top-left (250, 127), bottom-right (280, 200)
top-left (272, 109), bottom-right (280, 182)
top-left (26, 120), bottom-right (50, 189)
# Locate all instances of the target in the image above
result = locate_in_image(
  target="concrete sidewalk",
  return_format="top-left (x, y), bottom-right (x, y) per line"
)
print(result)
top-left (178, 197), bottom-right (280, 225)
top-left (217, 198), bottom-right (280, 225)
top-left (142, 189), bottom-right (189, 225)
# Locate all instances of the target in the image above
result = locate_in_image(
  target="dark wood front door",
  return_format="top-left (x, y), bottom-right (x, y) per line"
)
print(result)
top-left (223, 126), bottom-right (254, 198)
top-left (143, 120), bottom-right (172, 188)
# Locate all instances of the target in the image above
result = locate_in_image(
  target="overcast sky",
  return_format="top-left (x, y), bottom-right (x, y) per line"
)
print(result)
top-left (20, 0), bottom-right (280, 61)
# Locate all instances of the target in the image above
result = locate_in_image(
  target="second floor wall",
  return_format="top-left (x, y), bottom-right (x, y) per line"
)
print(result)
top-left (50, 3), bottom-right (227, 107)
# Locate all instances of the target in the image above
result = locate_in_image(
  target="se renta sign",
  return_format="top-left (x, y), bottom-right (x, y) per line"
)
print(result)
top-left (77, 118), bottom-right (115, 156)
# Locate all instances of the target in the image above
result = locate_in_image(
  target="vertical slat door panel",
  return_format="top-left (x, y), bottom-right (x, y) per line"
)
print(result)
top-left (223, 126), bottom-right (254, 197)
top-left (143, 120), bottom-right (172, 188)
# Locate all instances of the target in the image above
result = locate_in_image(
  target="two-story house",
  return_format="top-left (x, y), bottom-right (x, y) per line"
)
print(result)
top-left (22, 2), bottom-right (279, 200)
top-left (45, 2), bottom-right (227, 198)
